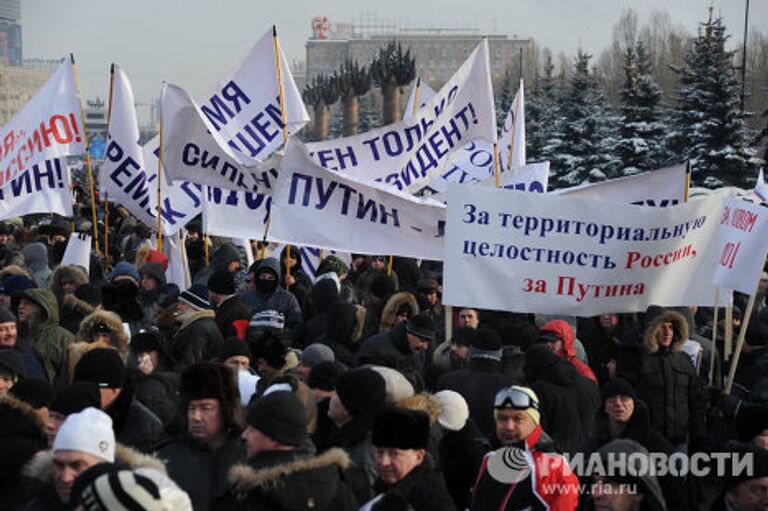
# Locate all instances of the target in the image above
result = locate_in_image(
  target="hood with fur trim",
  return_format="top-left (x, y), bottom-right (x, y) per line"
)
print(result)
top-left (23, 443), bottom-right (166, 483)
top-left (227, 448), bottom-right (350, 500)
top-left (75, 310), bottom-right (128, 351)
top-left (0, 264), bottom-right (32, 282)
top-left (396, 392), bottom-right (442, 426)
top-left (643, 310), bottom-right (688, 353)
top-left (50, 265), bottom-right (89, 298)
top-left (379, 292), bottom-right (419, 333)
top-left (540, 319), bottom-right (577, 359)
top-left (61, 293), bottom-right (97, 318)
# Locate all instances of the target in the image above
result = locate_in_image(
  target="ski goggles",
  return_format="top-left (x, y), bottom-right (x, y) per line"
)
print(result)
top-left (494, 387), bottom-right (539, 411)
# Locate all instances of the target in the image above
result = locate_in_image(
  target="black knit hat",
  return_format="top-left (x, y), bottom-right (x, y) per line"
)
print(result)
top-left (470, 328), bottom-right (503, 360)
top-left (9, 378), bottom-right (52, 409)
top-left (180, 362), bottom-right (238, 402)
top-left (406, 313), bottom-right (436, 342)
top-left (602, 378), bottom-right (637, 402)
top-left (139, 262), bottom-right (166, 286)
top-left (49, 382), bottom-right (101, 416)
top-left (179, 283), bottom-right (211, 310)
top-left (246, 391), bottom-right (308, 446)
top-left (371, 274), bottom-right (396, 299)
top-left (336, 368), bottom-right (386, 419)
top-left (0, 350), bottom-right (26, 379)
top-left (208, 269), bottom-right (236, 296)
top-left (736, 404), bottom-right (768, 442)
top-left (219, 337), bottom-right (252, 362)
top-left (372, 408), bottom-right (430, 450)
top-left (130, 327), bottom-right (162, 354)
top-left (74, 283), bottom-right (101, 308)
top-left (308, 361), bottom-right (343, 392)
top-left (73, 348), bottom-right (125, 388)
top-left (0, 305), bottom-right (14, 323)
top-left (451, 326), bottom-right (476, 347)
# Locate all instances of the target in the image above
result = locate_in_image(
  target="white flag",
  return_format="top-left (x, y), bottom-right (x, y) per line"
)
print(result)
top-left (500, 80), bottom-right (525, 171)
top-left (270, 140), bottom-right (446, 260)
top-left (0, 59), bottom-right (84, 188)
top-left (755, 168), bottom-right (767, 203)
top-left (403, 78), bottom-right (436, 119)
top-left (307, 40), bottom-right (496, 193)
top-left (162, 83), bottom-right (283, 193)
top-left (0, 158), bottom-right (73, 220)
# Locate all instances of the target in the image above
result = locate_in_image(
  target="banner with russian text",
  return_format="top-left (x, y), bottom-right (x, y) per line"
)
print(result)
top-left (713, 197), bottom-right (768, 295)
top-left (0, 158), bottom-right (73, 220)
top-left (306, 40), bottom-right (495, 193)
top-left (444, 184), bottom-right (723, 315)
top-left (101, 66), bottom-right (201, 236)
top-left (0, 59), bottom-right (84, 188)
top-left (269, 140), bottom-right (445, 260)
top-left (430, 161), bottom-right (548, 201)
top-left (202, 181), bottom-right (275, 238)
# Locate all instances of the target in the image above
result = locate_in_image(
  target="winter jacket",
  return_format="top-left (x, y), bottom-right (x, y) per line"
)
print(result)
top-left (438, 418), bottom-right (487, 511)
top-left (617, 310), bottom-right (707, 444)
top-left (240, 258), bottom-right (303, 334)
top-left (21, 243), bottom-right (51, 289)
top-left (214, 294), bottom-right (252, 339)
top-left (17, 289), bottom-right (74, 385)
top-left (193, 243), bottom-right (241, 286)
top-left (127, 368), bottom-right (179, 426)
top-left (158, 433), bottom-right (247, 511)
top-left (365, 453), bottom-right (456, 511)
top-left (355, 322), bottom-right (422, 373)
top-left (524, 345), bottom-right (601, 455)
top-left (218, 446), bottom-right (358, 511)
top-left (471, 425), bottom-right (579, 511)
top-left (319, 417), bottom-right (378, 504)
top-left (166, 310), bottom-right (224, 371)
top-left (20, 443), bottom-right (167, 511)
top-left (540, 319), bottom-right (598, 384)
top-left (103, 382), bottom-right (164, 453)
top-left (437, 358), bottom-right (517, 437)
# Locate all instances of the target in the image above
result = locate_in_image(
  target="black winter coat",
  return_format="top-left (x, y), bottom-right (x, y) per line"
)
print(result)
top-left (436, 359), bottom-right (516, 437)
top-left (438, 418), bottom-right (487, 511)
top-left (367, 454), bottom-right (456, 511)
top-left (355, 322), bottom-right (421, 373)
top-left (158, 433), bottom-right (247, 511)
top-left (106, 384), bottom-right (164, 453)
top-left (319, 417), bottom-right (378, 505)
top-left (166, 311), bottom-right (224, 371)
top-left (217, 446), bottom-right (358, 511)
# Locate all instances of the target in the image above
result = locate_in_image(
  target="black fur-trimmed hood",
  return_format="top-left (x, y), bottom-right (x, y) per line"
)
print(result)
top-left (379, 292), bottom-right (419, 332)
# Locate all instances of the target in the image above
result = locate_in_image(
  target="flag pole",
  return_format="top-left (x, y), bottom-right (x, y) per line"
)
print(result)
top-left (493, 142), bottom-right (501, 188)
top-left (506, 82), bottom-right (520, 170)
top-left (103, 63), bottom-right (116, 265)
top-left (70, 54), bottom-right (100, 254)
top-left (412, 77), bottom-right (421, 115)
top-left (259, 26), bottom-right (290, 258)
top-left (204, 235), bottom-right (210, 265)
top-left (156, 84), bottom-right (165, 251)
top-left (725, 277), bottom-right (763, 394)
top-left (709, 287), bottom-right (720, 386)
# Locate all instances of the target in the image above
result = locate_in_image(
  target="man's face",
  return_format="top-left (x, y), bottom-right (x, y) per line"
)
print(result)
top-left (758, 278), bottom-right (768, 295)
top-left (655, 322), bottom-right (675, 348)
top-left (542, 338), bottom-right (564, 355)
top-left (91, 332), bottom-right (111, 345)
top-left (605, 395), bottom-right (635, 424)
top-left (374, 447), bottom-right (424, 486)
top-left (0, 233), bottom-right (8, 245)
top-left (406, 333), bottom-right (429, 352)
top-left (224, 355), bottom-right (250, 373)
top-left (0, 294), bottom-right (10, 309)
top-left (227, 260), bottom-right (241, 273)
top-left (327, 391), bottom-right (351, 426)
top-left (187, 398), bottom-right (224, 445)
top-left (592, 479), bottom-right (644, 511)
top-left (140, 275), bottom-right (158, 292)
top-left (0, 371), bottom-right (14, 395)
top-left (600, 314), bottom-right (619, 330)
top-left (61, 279), bottom-right (78, 295)
top-left (459, 309), bottom-right (479, 329)
top-left (371, 258), bottom-right (386, 271)
top-left (449, 343), bottom-right (470, 363)
top-left (754, 431), bottom-right (768, 451)
top-left (53, 450), bottom-right (105, 504)
top-left (17, 298), bottom-right (40, 322)
top-left (421, 289), bottom-right (438, 306)
top-left (0, 321), bottom-right (17, 347)
top-left (46, 410), bottom-right (67, 447)
top-left (296, 362), bottom-right (312, 382)
top-left (242, 425), bottom-right (275, 458)
top-left (495, 408), bottom-right (536, 446)
top-left (726, 477), bottom-right (768, 511)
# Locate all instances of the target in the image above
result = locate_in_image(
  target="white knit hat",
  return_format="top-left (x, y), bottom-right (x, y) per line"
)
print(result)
top-left (369, 366), bottom-right (415, 405)
top-left (53, 407), bottom-right (115, 462)
top-left (435, 390), bottom-right (470, 431)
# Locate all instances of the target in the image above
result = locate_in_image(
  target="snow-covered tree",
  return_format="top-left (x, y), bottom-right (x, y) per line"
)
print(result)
top-left (615, 42), bottom-right (668, 174)
top-left (668, 11), bottom-right (760, 188)
top-left (527, 53), bottom-right (562, 163)
top-left (550, 51), bottom-right (619, 188)
top-left (496, 68), bottom-right (515, 129)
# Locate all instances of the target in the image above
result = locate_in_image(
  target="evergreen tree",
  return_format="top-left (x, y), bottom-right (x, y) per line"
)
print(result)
top-left (616, 42), bottom-right (667, 174)
top-left (669, 11), bottom-right (760, 188)
top-left (550, 51), bottom-right (619, 188)
top-left (496, 68), bottom-right (515, 129)
top-left (527, 54), bottom-right (562, 163)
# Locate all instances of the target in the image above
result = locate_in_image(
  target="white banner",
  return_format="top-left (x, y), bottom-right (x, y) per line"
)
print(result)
top-left (0, 59), bottom-right (85, 188)
top-left (162, 83), bottom-right (284, 193)
top-left (556, 163), bottom-right (689, 207)
top-left (60, 233), bottom-right (92, 272)
top-left (306, 40), bottom-right (495, 193)
top-left (161, 231), bottom-right (190, 289)
top-left (0, 158), bottom-right (73, 220)
top-left (430, 161), bottom-right (549, 200)
top-left (444, 184), bottom-right (724, 315)
top-left (202, 180), bottom-right (274, 239)
top-left (713, 197), bottom-right (768, 295)
top-left (270, 140), bottom-right (446, 260)
top-left (102, 66), bottom-right (201, 236)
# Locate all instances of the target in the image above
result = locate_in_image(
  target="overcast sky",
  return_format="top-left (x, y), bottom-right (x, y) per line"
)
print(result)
top-left (21, 0), bottom-right (765, 119)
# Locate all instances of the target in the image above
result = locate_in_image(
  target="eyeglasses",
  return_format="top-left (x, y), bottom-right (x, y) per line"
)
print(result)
top-left (494, 387), bottom-right (539, 411)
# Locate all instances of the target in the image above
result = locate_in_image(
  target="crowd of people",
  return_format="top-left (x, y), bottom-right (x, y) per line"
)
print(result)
top-left (0, 210), bottom-right (768, 511)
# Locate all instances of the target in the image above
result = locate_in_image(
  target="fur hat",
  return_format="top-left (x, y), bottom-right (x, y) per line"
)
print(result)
top-left (335, 368), bottom-right (386, 419)
top-left (73, 348), bottom-right (125, 388)
top-left (207, 269), bottom-right (236, 296)
top-left (180, 362), bottom-right (238, 403)
top-left (246, 391), bottom-right (308, 446)
top-left (130, 327), bottom-right (163, 354)
top-left (372, 408), bottom-right (430, 450)
top-left (370, 273), bottom-right (396, 299)
top-left (250, 331), bottom-right (290, 370)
